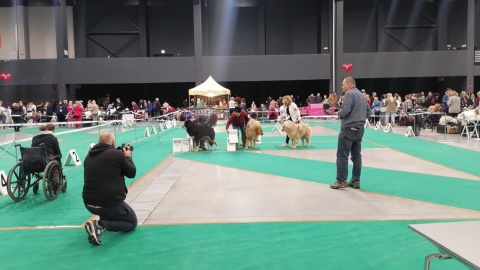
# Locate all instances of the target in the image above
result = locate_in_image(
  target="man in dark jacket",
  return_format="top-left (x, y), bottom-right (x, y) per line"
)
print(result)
top-left (10, 102), bottom-right (24, 132)
top-left (55, 101), bottom-right (67, 126)
top-left (330, 77), bottom-right (371, 190)
top-left (226, 106), bottom-right (250, 148)
top-left (83, 132), bottom-right (137, 245)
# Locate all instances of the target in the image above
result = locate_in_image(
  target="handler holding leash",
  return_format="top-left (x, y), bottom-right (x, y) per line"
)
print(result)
top-left (226, 107), bottom-right (249, 148)
top-left (330, 77), bottom-right (371, 190)
top-left (277, 95), bottom-right (301, 147)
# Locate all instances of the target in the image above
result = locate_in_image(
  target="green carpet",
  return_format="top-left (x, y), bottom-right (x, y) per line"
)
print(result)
top-left (211, 133), bottom-right (380, 150)
top-left (0, 126), bottom-right (186, 227)
top-left (0, 220), bottom-right (468, 270)
top-left (0, 123), bottom-right (476, 270)
top-left (323, 123), bottom-right (480, 177)
top-left (174, 151), bottom-right (480, 211)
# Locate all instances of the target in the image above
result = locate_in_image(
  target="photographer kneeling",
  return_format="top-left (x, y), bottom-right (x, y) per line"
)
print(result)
top-left (82, 132), bottom-right (137, 245)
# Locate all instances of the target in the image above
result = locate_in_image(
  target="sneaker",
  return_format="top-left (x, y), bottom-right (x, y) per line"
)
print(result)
top-left (347, 181), bottom-right (360, 189)
top-left (330, 182), bottom-right (347, 189)
top-left (85, 220), bottom-right (105, 245)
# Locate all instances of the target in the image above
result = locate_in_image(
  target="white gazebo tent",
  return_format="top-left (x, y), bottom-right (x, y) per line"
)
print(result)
top-left (188, 76), bottom-right (230, 108)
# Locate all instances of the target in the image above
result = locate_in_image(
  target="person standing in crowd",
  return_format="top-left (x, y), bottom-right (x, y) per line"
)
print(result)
top-left (0, 101), bottom-right (6, 129)
top-left (447, 90), bottom-right (461, 117)
top-left (467, 93), bottom-right (476, 109)
top-left (460, 91), bottom-right (468, 111)
top-left (146, 100), bottom-right (153, 117)
top-left (423, 91), bottom-right (436, 108)
top-left (10, 102), bottom-right (23, 132)
top-left (277, 95), bottom-right (301, 147)
top-left (152, 98), bottom-right (161, 117)
top-left (441, 89), bottom-right (450, 112)
top-left (385, 93), bottom-right (397, 124)
top-left (66, 100), bottom-right (74, 127)
top-left (115, 98), bottom-right (125, 111)
top-left (82, 132), bottom-right (137, 245)
top-left (91, 100), bottom-right (99, 125)
top-left (330, 77), bottom-right (371, 190)
top-left (44, 102), bottom-right (54, 123)
top-left (73, 101), bottom-right (83, 128)
top-left (228, 97), bottom-right (236, 115)
top-left (251, 101), bottom-right (257, 112)
top-left (55, 100), bottom-right (67, 126)
top-left (403, 95), bottom-right (413, 113)
top-left (131, 101), bottom-right (139, 113)
top-left (370, 96), bottom-right (381, 123)
top-left (226, 107), bottom-right (249, 148)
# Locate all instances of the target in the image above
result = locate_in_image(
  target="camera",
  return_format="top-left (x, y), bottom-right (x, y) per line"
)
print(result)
top-left (117, 144), bottom-right (134, 152)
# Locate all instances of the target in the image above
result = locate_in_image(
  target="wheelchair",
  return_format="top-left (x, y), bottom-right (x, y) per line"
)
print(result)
top-left (2, 144), bottom-right (67, 202)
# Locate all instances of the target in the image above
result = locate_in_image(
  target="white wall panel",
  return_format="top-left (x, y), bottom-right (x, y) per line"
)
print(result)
top-left (0, 7), bottom-right (18, 60)
top-left (27, 7), bottom-right (56, 59)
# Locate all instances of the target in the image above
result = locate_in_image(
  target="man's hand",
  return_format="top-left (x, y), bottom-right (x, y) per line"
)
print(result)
top-left (123, 146), bottom-right (132, 158)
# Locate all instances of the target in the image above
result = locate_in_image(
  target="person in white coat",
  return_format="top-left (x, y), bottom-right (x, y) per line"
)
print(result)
top-left (277, 95), bottom-right (301, 147)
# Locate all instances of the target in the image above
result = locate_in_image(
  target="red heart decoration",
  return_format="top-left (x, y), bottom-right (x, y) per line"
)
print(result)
top-left (0, 73), bottom-right (12, 82)
top-left (342, 64), bottom-right (353, 72)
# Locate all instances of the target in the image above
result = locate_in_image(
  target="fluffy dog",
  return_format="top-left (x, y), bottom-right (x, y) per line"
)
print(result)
top-left (246, 119), bottom-right (263, 149)
top-left (182, 118), bottom-right (218, 152)
top-left (281, 121), bottom-right (312, 149)
top-left (427, 103), bottom-right (441, 112)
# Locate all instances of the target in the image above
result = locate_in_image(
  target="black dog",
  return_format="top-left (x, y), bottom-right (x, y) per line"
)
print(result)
top-left (182, 118), bottom-right (218, 152)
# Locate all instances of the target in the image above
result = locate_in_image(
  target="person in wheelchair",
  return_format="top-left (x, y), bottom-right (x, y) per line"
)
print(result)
top-left (31, 124), bottom-right (62, 163)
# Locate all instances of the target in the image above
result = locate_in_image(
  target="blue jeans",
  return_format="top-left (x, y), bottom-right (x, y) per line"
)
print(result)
top-left (232, 122), bottom-right (246, 137)
top-left (336, 127), bottom-right (365, 183)
top-left (85, 201), bottom-right (137, 232)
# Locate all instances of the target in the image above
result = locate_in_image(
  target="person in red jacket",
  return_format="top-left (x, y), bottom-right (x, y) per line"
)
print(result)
top-left (226, 107), bottom-right (249, 148)
top-left (73, 101), bottom-right (84, 128)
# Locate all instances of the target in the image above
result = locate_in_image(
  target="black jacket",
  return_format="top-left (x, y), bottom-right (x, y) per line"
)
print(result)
top-left (55, 104), bottom-right (67, 116)
top-left (82, 143), bottom-right (136, 207)
top-left (31, 132), bottom-right (62, 160)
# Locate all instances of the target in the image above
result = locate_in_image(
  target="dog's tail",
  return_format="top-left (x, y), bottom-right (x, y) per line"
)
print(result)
top-left (208, 113), bottom-right (218, 127)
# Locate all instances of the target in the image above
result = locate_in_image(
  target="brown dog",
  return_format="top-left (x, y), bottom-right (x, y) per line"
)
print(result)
top-left (281, 121), bottom-right (312, 148)
top-left (246, 119), bottom-right (263, 149)
top-left (427, 103), bottom-right (441, 112)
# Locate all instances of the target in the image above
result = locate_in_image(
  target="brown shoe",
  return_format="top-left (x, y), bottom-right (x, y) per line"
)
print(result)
top-left (347, 181), bottom-right (360, 189)
top-left (330, 182), bottom-right (347, 189)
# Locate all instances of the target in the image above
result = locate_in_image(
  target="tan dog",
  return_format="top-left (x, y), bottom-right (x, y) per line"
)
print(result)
top-left (281, 121), bottom-right (312, 148)
top-left (246, 119), bottom-right (263, 149)
top-left (427, 103), bottom-right (441, 112)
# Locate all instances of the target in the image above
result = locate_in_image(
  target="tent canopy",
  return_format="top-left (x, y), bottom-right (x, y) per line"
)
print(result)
top-left (188, 76), bottom-right (230, 97)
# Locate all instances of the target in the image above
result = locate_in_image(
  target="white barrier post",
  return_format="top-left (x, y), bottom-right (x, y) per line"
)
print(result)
top-left (0, 170), bottom-right (7, 195)
top-left (405, 126), bottom-right (415, 137)
top-left (86, 143), bottom-right (95, 156)
top-left (144, 127), bottom-right (151, 137)
top-left (384, 123), bottom-right (393, 133)
top-left (374, 122), bottom-right (383, 130)
top-left (364, 119), bottom-right (371, 128)
top-left (64, 149), bottom-right (82, 166)
top-left (151, 125), bottom-right (157, 134)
